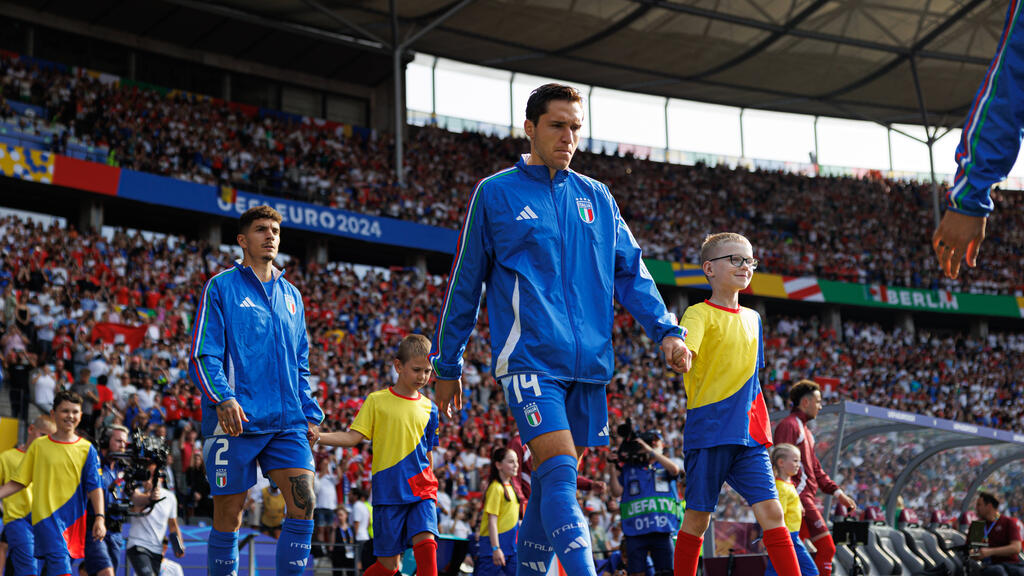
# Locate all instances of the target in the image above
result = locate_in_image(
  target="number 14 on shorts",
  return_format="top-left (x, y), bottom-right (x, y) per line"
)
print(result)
top-left (503, 373), bottom-right (541, 403)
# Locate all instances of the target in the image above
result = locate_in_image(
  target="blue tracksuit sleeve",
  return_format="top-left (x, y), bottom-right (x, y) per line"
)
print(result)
top-left (430, 185), bottom-right (492, 380)
top-left (948, 0), bottom-right (1024, 217)
top-left (612, 203), bottom-right (684, 343)
top-left (189, 277), bottom-right (235, 405)
top-left (296, 302), bottom-right (324, 425)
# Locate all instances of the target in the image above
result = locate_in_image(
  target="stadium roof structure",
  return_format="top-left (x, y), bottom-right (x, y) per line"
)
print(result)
top-left (772, 401), bottom-right (1024, 527)
top-left (5, 0), bottom-right (1010, 130)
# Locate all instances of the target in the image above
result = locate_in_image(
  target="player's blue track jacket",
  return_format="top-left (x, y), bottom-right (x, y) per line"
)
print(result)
top-left (430, 155), bottom-right (683, 384)
top-left (948, 0), bottom-right (1023, 217)
top-left (189, 262), bottom-right (324, 437)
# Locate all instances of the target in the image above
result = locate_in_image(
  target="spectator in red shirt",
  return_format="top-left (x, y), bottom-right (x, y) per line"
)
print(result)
top-left (974, 491), bottom-right (1024, 575)
top-left (163, 386), bottom-right (183, 430)
top-left (96, 374), bottom-right (114, 412)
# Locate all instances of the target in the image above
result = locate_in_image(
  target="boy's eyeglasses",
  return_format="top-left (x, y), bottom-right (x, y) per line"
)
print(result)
top-left (706, 254), bottom-right (759, 270)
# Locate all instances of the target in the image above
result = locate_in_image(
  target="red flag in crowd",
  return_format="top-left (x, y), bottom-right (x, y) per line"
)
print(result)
top-left (90, 323), bottom-right (148, 350)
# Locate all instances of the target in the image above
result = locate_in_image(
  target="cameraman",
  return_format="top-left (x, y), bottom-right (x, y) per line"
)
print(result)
top-left (126, 463), bottom-right (185, 576)
top-left (82, 425), bottom-right (131, 576)
top-left (608, 430), bottom-right (680, 576)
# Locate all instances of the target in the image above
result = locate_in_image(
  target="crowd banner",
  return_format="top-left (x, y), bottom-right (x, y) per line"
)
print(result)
top-left (115, 169), bottom-right (458, 253)
top-left (645, 257), bottom-right (1023, 319)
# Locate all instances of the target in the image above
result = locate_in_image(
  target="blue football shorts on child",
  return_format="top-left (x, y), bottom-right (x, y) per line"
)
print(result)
top-left (500, 374), bottom-right (609, 447)
top-left (373, 499), bottom-right (438, 557)
top-left (684, 444), bottom-right (778, 512)
top-left (203, 429), bottom-right (315, 494)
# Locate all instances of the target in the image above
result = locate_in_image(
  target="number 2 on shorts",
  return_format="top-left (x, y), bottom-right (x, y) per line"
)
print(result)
top-left (214, 437), bottom-right (230, 465)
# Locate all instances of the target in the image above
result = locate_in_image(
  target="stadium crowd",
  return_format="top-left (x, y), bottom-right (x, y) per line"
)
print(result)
top-left (0, 211), bottom-right (1022, 565)
top-left (3, 53), bottom-right (1024, 295)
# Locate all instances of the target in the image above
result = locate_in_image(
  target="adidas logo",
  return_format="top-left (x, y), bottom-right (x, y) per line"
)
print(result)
top-left (238, 297), bottom-right (258, 308)
top-left (521, 561), bottom-right (547, 573)
top-left (598, 423), bottom-right (609, 437)
top-left (516, 206), bottom-right (539, 221)
top-left (563, 536), bottom-right (589, 554)
top-left (288, 559), bottom-right (308, 567)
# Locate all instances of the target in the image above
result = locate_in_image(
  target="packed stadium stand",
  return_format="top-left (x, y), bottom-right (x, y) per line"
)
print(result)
top-left (3, 51), bottom-right (1024, 295)
top-left (0, 3), bottom-right (1022, 575)
top-left (1, 209), bottom-right (1022, 533)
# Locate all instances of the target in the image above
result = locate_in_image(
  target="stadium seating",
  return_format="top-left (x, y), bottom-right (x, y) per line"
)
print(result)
top-left (899, 510), bottom-right (959, 575)
top-left (860, 507), bottom-right (903, 575)
top-left (872, 524), bottom-right (935, 575)
top-left (2, 52), bottom-right (1024, 294)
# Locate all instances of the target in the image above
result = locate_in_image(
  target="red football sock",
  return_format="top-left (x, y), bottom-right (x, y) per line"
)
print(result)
top-left (814, 533), bottom-right (836, 576)
top-left (763, 526), bottom-right (801, 576)
top-left (362, 561), bottom-right (398, 576)
top-left (413, 538), bottom-right (439, 576)
top-left (673, 530), bottom-right (703, 576)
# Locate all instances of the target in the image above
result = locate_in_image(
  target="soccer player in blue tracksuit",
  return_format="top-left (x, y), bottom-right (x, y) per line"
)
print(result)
top-left (430, 83), bottom-right (692, 576)
top-left (933, 0), bottom-right (1023, 279)
top-left (189, 205), bottom-right (324, 576)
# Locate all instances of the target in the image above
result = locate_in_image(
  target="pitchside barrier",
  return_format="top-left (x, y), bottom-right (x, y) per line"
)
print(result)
top-left (705, 401), bottom-right (1024, 561)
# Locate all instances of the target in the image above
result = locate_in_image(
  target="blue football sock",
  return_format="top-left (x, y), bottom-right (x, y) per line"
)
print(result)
top-left (536, 454), bottom-right (596, 576)
top-left (208, 528), bottom-right (239, 576)
top-left (517, 478), bottom-right (554, 576)
top-left (277, 518), bottom-right (315, 575)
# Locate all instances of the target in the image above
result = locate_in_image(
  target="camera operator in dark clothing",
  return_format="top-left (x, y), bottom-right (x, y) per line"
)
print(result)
top-left (82, 425), bottom-right (130, 576)
top-left (975, 491), bottom-right (1024, 576)
top-left (84, 426), bottom-right (173, 576)
top-left (607, 422), bottom-right (681, 576)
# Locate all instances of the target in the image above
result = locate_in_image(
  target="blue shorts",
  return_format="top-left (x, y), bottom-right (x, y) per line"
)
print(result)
top-left (765, 532), bottom-right (819, 576)
top-left (81, 532), bottom-right (124, 575)
top-left (38, 551), bottom-right (72, 576)
top-left (624, 532), bottom-right (673, 573)
top-left (4, 516), bottom-right (37, 576)
top-left (500, 374), bottom-right (609, 447)
top-left (684, 444), bottom-right (778, 512)
top-left (473, 553), bottom-right (517, 576)
top-left (202, 429), bottom-right (315, 495)
top-left (372, 500), bottom-right (438, 557)
top-left (477, 527), bottom-right (519, 559)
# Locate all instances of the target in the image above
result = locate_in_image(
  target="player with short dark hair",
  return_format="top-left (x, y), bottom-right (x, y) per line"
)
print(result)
top-left (673, 232), bottom-right (801, 576)
top-left (0, 390), bottom-right (106, 576)
top-left (774, 379), bottom-right (856, 576)
top-left (238, 205), bottom-right (283, 235)
top-left (189, 205), bottom-right (324, 576)
top-left (431, 82), bottom-right (690, 576)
